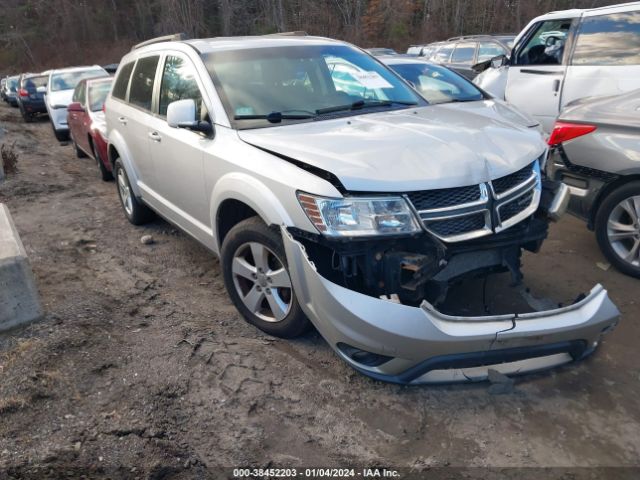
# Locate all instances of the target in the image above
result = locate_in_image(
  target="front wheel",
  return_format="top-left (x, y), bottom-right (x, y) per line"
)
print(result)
top-left (221, 217), bottom-right (310, 338)
top-left (114, 159), bottom-right (155, 225)
top-left (595, 181), bottom-right (640, 278)
top-left (52, 123), bottom-right (69, 142)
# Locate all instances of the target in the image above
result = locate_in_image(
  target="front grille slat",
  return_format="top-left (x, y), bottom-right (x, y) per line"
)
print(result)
top-left (426, 213), bottom-right (486, 237)
top-left (492, 162), bottom-right (535, 195)
top-left (498, 189), bottom-right (535, 223)
top-left (407, 185), bottom-right (481, 211)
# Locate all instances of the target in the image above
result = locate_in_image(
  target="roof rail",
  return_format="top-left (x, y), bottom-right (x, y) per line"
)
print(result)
top-left (132, 33), bottom-right (189, 51)
top-left (263, 31), bottom-right (308, 37)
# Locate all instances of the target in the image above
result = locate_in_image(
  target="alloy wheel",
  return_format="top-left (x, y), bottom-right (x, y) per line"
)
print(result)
top-left (117, 168), bottom-right (133, 216)
top-left (607, 195), bottom-right (640, 267)
top-left (231, 242), bottom-right (293, 322)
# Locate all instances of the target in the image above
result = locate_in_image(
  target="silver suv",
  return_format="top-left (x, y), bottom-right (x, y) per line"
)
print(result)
top-left (106, 34), bottom-right (619, 384)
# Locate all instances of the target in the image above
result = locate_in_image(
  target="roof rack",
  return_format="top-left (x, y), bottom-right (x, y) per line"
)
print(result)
top-left (132, 33), bottom-right (189, 51)
top-left (263, 31), bottom-right (308, 37)
top-left (446, 33), bottom-right (515, 41)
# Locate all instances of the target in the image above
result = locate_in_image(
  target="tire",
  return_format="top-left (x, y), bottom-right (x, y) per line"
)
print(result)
top-left (19, 106), bottom-right (32, 123)
top-left (91, 140), bottom-right (113, 181)
top-left (221, 216), bottom-right (310, 338)
top-left (595, 181), bottom-right (640, 278)
top-left (71, 133), bottom-right (88, 158)
top-left (114, 158), bottom-right (155, 225)
top-left (52, 124), bottom-right (69, 142)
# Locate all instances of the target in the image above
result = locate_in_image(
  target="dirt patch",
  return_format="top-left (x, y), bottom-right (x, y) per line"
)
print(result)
top-left (0, 101), bottom-right (639, 478)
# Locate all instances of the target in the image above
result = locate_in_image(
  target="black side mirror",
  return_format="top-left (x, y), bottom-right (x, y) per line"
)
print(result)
top-left (472, 59), bottom-right (492, 73)
top-left (177, 120), bottom-right (214, 136)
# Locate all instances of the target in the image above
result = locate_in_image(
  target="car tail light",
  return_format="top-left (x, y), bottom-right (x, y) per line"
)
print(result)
top-left (548, 122), bottom-right (597, 145)
top-left (18, 89), bottom-right (29, 97)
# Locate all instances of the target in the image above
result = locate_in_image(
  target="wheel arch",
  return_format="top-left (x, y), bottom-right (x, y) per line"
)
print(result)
top-left (211, 173), bottom-right (294, 254)
top-left (107, 131), bottom-right (142, 197)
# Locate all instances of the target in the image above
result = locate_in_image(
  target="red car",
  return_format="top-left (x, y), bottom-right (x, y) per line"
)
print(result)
top-left (67, 77), bottom-right (113, 181)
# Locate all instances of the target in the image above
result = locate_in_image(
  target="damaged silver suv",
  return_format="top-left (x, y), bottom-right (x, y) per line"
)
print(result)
top-left (106, 34), bottom-right (619, 384)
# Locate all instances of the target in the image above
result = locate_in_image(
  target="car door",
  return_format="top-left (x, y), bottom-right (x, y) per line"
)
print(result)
top-left (76, 82), bottom-right (92, 154)
top-left (562, 5), bottom-right (640, 109)
top-left (67, 83), bottom-right (84, 143)
top-left (123, 54), bottom-right (161, 192)
top-left (145, 52), bottom-right (211, 237)
top-left (505, 17), bottom-right (575, 131)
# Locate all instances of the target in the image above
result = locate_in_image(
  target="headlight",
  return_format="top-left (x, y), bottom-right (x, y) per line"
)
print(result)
top-left (297, 192), bottom-right (421, 237)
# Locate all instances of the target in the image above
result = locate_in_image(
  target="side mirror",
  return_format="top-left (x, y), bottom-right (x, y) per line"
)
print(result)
top-left (167, 99), bottom-right (213, 135)
top-left (472, 59), bottom-right (492, 73)
top-left (67, 102), bottom-right (84, 112)
top-left (490, 54), bottom-right (508, 69)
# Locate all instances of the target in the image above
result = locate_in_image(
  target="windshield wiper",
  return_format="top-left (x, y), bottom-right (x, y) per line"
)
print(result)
top-left (234, 110), bottom-right (317, 123)
top-left (316, 99), bottom-right (417, 115)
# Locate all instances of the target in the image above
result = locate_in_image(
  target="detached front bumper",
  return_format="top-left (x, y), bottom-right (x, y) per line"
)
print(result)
top-left (282, 227), bottom-right (619, 384)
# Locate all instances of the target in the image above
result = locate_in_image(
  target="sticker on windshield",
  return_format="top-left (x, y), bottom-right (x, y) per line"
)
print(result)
top-left (235, 106), bottom-right (255, 116)
top-left (352, 71), bottom-right (393, 89)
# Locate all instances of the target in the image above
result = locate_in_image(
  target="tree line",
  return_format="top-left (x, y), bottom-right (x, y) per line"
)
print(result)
top-left (0, 0), bottom-right (621, 73)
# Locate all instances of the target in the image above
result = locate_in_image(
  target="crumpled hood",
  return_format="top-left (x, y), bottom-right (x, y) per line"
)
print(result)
top-left (46, 89), bottom-right (74, 108)
top-left (239, 104), bottom-right (546, 192)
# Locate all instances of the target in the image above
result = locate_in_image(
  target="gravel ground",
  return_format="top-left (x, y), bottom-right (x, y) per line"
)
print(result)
top-left (0, 101), bottom-right (639, 479)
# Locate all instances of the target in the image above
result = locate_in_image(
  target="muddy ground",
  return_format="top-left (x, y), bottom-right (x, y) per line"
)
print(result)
top-left (0, 100), bottom-right (638, 479)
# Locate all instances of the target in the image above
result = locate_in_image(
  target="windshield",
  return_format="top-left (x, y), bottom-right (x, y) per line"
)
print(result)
top-left (89, 80), bottom-right (113, 111)
top-left (201, 44), bottom-right (424, 129)
top-left (389, 62), bottom-right (484, 104)
top-left (50, 69), bottom-right (106, 92)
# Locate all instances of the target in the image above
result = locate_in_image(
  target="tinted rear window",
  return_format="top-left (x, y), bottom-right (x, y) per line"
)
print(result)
top-left (21, 75), bottom-right (48, 89)
top-left (112, 61), bottom-right (135, 101)
top-left (128, 56), bottom-right (159, 111)
top-left (572, 11), bottom-right (640, 65)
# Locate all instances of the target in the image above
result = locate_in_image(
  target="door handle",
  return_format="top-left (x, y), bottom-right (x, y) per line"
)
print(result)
top-left (552, 79), bottom-right (561, 93)
top-left (148, 131), bottom-right (161, 142)
top-left (118, 116), bottom-right (128, 125)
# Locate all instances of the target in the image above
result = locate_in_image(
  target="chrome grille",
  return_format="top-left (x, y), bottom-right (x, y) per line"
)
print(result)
top-left (492, 162), bottom-right (535, 196)
top-left (407, 160), bottom-right (542, 242)
top-left (407, 185), bottom-right (481, 210)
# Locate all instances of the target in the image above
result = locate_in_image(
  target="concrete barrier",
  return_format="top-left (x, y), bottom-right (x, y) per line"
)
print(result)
top-left (0, 203), bottom-right (43, 331)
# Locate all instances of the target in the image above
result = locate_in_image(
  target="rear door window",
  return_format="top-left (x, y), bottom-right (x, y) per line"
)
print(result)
top-left (112, 61), bottom-right (135, 101)
top-left (451, 42), bottom-right (477, 64)
top-left (128, 56), bottom-right (159, 110)
top-left (572, 11), bottom-right (640, 65)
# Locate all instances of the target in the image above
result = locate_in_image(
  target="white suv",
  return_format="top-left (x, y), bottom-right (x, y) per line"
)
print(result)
top-left (45, 65), bottom-right (108, 141)
top-left (474, 2), bottom-right (640, 132)
top-left (106, 34), bottom-right (619, 384)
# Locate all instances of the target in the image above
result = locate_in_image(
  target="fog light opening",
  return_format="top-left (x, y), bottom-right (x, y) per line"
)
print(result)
top-left (337, 342), bottom-right (393, 367)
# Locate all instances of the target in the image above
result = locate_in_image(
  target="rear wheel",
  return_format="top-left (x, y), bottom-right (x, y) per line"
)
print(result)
top-left (91, 139), bottom-right (113, 181)
top-left (221, 217), bottom-right (310, 338)
top-left (19, 105), bottom-right (32, 123)
top-left (114, 159), bottom-right (155, 225)
top-left (595, 181), bottom-right (640, 278)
